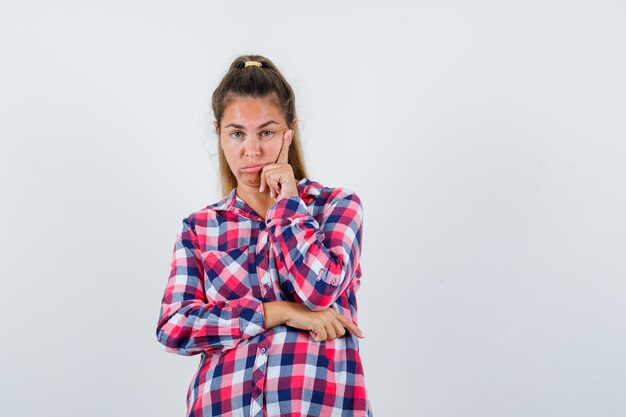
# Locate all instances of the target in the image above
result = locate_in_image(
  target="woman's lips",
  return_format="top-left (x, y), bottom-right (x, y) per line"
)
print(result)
top-left (241, 164), bottom-right (264, 174)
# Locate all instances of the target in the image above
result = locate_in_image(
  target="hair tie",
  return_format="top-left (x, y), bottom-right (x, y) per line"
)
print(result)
top-left (244, 60), bottom-right (262, 68)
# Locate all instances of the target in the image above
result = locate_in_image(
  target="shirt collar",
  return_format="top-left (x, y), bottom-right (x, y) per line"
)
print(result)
top-left (208, 177), bottom-right (323, 213)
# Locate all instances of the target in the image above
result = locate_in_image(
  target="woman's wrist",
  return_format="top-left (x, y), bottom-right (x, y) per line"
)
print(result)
top-left (262, 301), bottom-right (293, 329)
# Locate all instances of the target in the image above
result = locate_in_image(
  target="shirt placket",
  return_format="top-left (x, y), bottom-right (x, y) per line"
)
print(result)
top-left (249, 220), bottom-right (274, 417)
top-left (256, 225), bottom-right (277, 301)
top-left (249, 336), bottom-right (271, 417)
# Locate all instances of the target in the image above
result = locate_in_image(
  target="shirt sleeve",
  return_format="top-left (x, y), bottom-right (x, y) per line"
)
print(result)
top-left (156, 217), bottom-right (267, 356)
top-left (265, 190), bottom-right (363, 312)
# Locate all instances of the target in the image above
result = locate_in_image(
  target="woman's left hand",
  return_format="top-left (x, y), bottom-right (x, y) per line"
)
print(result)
top-left (259, 129), bottom-right (298, 200)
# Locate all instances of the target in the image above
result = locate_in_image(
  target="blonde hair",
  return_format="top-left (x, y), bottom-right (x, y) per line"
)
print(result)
top-left (211, 54), bottom-right (309, 197)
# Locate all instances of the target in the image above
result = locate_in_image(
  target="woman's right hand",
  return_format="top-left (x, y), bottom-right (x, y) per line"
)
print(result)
top-left (284, 303), bottom-right (365, 342)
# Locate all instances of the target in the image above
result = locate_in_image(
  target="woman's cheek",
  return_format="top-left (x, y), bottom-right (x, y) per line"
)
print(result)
top-left (265, 142), bottom-right (282, 161)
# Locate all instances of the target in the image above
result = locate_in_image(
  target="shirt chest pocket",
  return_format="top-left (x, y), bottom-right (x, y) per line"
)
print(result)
top-left (199, 247), bottom-right (253, 301)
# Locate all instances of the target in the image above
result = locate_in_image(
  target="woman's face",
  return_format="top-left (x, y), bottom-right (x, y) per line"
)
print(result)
top-left (215, 96), bottom-right (294, 190)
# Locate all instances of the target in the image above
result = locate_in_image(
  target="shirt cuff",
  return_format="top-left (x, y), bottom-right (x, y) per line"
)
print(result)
top-left (265, 195), bottom-right (310, 224)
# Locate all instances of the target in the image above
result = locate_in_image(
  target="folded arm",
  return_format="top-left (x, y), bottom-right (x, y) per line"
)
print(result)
top-left (155, 217), bottom-right (267, 356)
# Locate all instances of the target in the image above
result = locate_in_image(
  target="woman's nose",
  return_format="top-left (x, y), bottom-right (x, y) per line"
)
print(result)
top-left (243, 136), bottom-right (262, 155)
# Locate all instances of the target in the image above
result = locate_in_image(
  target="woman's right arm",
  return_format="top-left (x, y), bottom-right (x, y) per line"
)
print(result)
top-left (155, 217), bottom-right (267, 356)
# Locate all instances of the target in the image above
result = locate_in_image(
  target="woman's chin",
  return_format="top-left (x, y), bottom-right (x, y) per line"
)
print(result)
top-left (237, 174), bottom-right (262, 188)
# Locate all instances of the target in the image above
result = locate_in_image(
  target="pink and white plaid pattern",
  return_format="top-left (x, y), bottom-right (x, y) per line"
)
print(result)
top-left (156, 177), bottom-right (373, 417)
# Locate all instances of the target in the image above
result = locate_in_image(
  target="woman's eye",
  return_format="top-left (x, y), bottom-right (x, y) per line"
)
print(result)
top-left (228, 130), bottom-right (275, 140)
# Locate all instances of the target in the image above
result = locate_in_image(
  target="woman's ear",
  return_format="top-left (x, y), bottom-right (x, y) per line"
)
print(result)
top-left (213, 121), bottom-right (219, 132)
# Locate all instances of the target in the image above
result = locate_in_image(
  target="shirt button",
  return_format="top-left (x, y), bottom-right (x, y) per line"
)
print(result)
top-left (264, 283), bottom-right (270, 289)
top-left (261, 348), bottom-right (266, 354)
top-left (255, 387), bottom-right (262, 395)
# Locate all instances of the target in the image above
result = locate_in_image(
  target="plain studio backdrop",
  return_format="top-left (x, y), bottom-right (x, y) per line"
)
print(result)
top-left (1, 1), bottom-right (625, 416)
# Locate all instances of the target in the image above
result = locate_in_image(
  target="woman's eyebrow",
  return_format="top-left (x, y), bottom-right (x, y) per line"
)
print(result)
top-left (224, 120), bottom-right (279, 129)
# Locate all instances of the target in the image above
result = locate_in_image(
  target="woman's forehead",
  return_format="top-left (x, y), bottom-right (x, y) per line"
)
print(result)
top-left (222, 96), bottom-right (284, 126)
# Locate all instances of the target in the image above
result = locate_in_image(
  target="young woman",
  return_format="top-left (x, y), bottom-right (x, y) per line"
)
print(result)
top-left (156, 54), bottom-right (373, 417)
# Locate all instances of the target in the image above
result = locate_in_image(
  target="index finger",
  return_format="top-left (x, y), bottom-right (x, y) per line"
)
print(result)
top-left (276, 129), bottom-right (292, 164)
top-left (337, 315), bottom-right (365, 338)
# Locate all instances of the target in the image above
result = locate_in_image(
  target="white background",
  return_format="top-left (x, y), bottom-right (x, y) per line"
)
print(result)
top-left (1, 1), bottom-right (625, 416)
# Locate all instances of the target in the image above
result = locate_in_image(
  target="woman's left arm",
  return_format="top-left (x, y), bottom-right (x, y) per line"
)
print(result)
top-left (265, 190), bottom-right (363, 312)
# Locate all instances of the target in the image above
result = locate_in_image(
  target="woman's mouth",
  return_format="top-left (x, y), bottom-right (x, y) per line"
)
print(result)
top-left (241, 164), bottom-right (264, 174)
